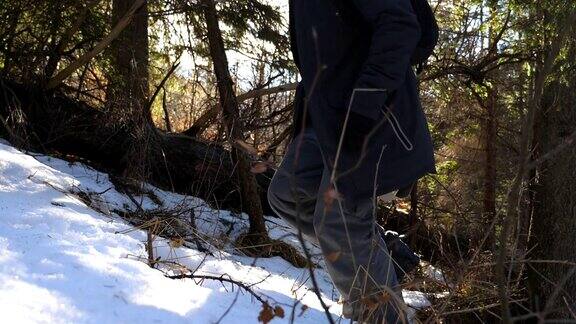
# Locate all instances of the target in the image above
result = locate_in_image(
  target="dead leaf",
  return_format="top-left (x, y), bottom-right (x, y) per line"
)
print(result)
top-left (361, 296), bottom-right (378, 310)
top-left (298, 305), bottom-right (309, 317)
top-left (258, 304), bottom-right (274, 323)
top-left (377, 292), bottom-right (392, 304)
top-left (323, 186), bottom-right (341, 213)
top-left (169, 238), bottom-right (185, 248)
top-left (274, 306), bottom-right (285, 318)
top-left (250, 161), bottom-right (269, 174)
top-left (326, 251), bottom-right (342, 263)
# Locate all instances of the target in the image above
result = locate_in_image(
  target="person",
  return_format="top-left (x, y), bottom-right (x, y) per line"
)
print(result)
top-left (267, 0), bottom-right (436, 322)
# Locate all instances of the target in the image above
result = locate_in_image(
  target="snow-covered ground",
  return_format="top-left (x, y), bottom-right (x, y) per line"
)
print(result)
top-left (0, 141), bottom-right (430, 323)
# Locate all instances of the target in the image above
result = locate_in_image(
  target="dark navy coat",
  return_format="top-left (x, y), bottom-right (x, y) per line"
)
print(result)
top-left (289, 0), bottom-right (436, 200)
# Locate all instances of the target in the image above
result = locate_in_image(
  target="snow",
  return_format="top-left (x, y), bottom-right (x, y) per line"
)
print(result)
top-left (423, 263), bottom-right (448, 286)
top-left (0, 141), bottom-right (431, 323)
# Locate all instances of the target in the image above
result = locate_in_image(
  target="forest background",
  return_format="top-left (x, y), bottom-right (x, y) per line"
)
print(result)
top-left (0, 0), bottom-right (575, 322)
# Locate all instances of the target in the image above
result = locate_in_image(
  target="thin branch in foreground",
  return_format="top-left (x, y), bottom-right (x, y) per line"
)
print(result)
top-left (146, 58), bottom-right (181, 114)
top-left (168, 273), bottom-right (270, 305)
top-left (166, 273), bottom-right (286, 323)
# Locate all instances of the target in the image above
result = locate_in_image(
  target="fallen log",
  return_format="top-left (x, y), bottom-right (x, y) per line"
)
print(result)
top-left (0, 80), bottom-right (274, 214)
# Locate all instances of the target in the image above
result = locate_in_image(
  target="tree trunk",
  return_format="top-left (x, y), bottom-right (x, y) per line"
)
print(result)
top-left (107, 0), bottom-right (151, 181)
top-left (108, 0), bottom-right (150, 122)
top-left (482, 0), bottom-right (499, 249)
top-left (200, 0), bottom-right (268, 236)
top-left (529, 79), bottom-right (576, 319)
top-left (482, 86), bottom-right (498, 248)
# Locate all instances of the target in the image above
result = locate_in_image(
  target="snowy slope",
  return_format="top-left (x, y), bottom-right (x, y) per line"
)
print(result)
top-left (0, 141), bottom-right (429, 323)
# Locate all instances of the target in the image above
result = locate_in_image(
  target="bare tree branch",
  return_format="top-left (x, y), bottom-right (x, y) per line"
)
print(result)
top-left (46, 0), bottom-right (146, 89)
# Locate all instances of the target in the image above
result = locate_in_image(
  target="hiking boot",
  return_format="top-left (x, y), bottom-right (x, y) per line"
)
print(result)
top-left (381, 228), bottom-right (420, 282)
top-left (340, 297), bottom-right (404, 324)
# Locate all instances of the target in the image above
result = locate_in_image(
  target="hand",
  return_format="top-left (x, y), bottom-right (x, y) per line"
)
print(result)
top-left (342, 111), bottom-right (380, 151)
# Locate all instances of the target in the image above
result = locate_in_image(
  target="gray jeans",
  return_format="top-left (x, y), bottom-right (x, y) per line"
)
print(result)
top-left (267, 128), bottom-right (406, 323)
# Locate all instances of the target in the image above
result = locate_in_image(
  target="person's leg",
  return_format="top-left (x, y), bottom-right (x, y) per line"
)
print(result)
top-left (313, 171), bottom-right (406, 323)
top-left (269, 128), bottom-right (407, 322)
top-left (267, 128), bottom-right (325, 244)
